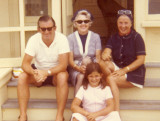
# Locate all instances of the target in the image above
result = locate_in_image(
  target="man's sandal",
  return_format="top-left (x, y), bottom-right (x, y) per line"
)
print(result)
top-left (18, 116), bottom-right (28, 121)
top-left (55, 118), bottom-right (64, 121)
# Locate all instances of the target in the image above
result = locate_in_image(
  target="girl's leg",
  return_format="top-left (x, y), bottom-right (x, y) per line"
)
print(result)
top-left (101, 111), bottom-right (121, 121)
top-left (71, 113), bottom-right (87, 121)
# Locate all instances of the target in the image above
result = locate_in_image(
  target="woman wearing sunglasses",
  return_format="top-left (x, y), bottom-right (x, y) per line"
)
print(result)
top-left (68, 9), bottom-right (102, 95)
top-left (101, 9), bottom-right (146, 111)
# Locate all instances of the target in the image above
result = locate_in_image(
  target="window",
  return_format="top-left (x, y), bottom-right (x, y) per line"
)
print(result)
top-left (0, 32), bottom-right (20, 58)
top-left (0, 0), bottom-right (19, 27)
top-left (149, 0), bottom-right (160, 14)
top-left (25, 0), bottom-right (52, 26)
top-left (0, 0), bottom-right (62, 67)
top-left (25, 0), bottom-right (49, 16)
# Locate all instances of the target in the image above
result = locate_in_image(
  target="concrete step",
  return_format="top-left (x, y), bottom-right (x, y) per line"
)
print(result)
top-left (7, 80), bottom-right (74, 99)
top-left (145, 62), bottom-right (160, 68)
top-left (2, 99), bottom-right (72, 121)
top-left (2, 99), bottom-right (160, 121)
top-left (5, 62), bottom-right (160, 100)
top-left (145, 62), bottom-right (160, 78)
top-left (7, 78), bottom-right (160, 100)
top-left (3, 120), bottom-right (55, 121)
top-left (120, 110), bottom-right (160, 121)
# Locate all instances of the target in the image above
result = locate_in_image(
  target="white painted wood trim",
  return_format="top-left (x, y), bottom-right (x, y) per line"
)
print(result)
top-left (142, 21), bottom-right (160, 27)
top-left (19, 0), bottom-right (25, 59)
top-left (0, 68), bottom-right (12, 88)
top-left (52, 0), bottom-right (61, 32)
top-left (0, 27), bottom-right (37, 32)
top-left (0, 58), bottom-right (22, 67)
top-left (134, 0), bottom-right (146, 40)
top-left (62, 0), bottom-right (67, 34)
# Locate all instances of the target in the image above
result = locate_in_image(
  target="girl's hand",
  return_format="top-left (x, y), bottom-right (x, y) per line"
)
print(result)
top-left (86, 112), bottom-right (97, 121)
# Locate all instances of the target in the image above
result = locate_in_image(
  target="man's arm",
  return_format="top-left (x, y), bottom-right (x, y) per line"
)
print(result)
top-left (22, 54), bottom-right (34, 76)
top-left (35, 52), bottom-right (69, 82)
top-left (49, 52), bottom-right (69, 75)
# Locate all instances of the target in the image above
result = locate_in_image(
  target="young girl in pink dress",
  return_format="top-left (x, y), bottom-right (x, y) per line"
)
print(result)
top-left (71, 62), bottom-right (121, 121)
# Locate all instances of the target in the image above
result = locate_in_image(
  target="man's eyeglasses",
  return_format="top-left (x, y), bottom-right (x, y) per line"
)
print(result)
top-left (118, 10), bottom-right (132, 16)
top-left (39, 26), bottom-right (54, 32)
top-left (76, 20), bottom-right (90, 24)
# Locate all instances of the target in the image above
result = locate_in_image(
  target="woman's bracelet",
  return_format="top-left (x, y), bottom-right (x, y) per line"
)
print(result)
top-left (126, 66), bottom-right (130, 71)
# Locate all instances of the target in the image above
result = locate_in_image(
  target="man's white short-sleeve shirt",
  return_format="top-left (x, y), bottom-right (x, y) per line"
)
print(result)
top-left (25, 32), bottom-right (70, 70)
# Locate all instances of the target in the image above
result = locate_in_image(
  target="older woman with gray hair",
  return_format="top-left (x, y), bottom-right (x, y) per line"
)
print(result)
top-left (68, 9), bottom-right (102, 95)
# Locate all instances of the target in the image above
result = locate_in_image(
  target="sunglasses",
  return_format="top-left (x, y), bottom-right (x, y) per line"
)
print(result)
top-left (39, 26), bottom-right (54, 32)
top-left (118, 10), bottom-right (132, 16)
top-left (76, 20), bottom-right (90, 24)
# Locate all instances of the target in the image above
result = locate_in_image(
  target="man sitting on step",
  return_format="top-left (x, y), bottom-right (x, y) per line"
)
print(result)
top-left (17, 15), bottom-right (70, 121)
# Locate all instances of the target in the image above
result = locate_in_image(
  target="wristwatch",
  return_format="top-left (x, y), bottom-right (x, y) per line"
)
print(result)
top-left (47, 70), bottom-right (51, 76)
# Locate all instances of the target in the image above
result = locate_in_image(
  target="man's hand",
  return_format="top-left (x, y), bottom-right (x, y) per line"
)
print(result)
top-left (33, 69), bottom-right (48, 82)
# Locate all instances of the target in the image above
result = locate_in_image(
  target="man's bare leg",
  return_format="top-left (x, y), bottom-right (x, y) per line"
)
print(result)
top-left (55, 72), bottom-right (69, 121)
top-left (17, 72), bottom-right (40, 121)
top-left (17, 73), bottom-right (31, 121)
